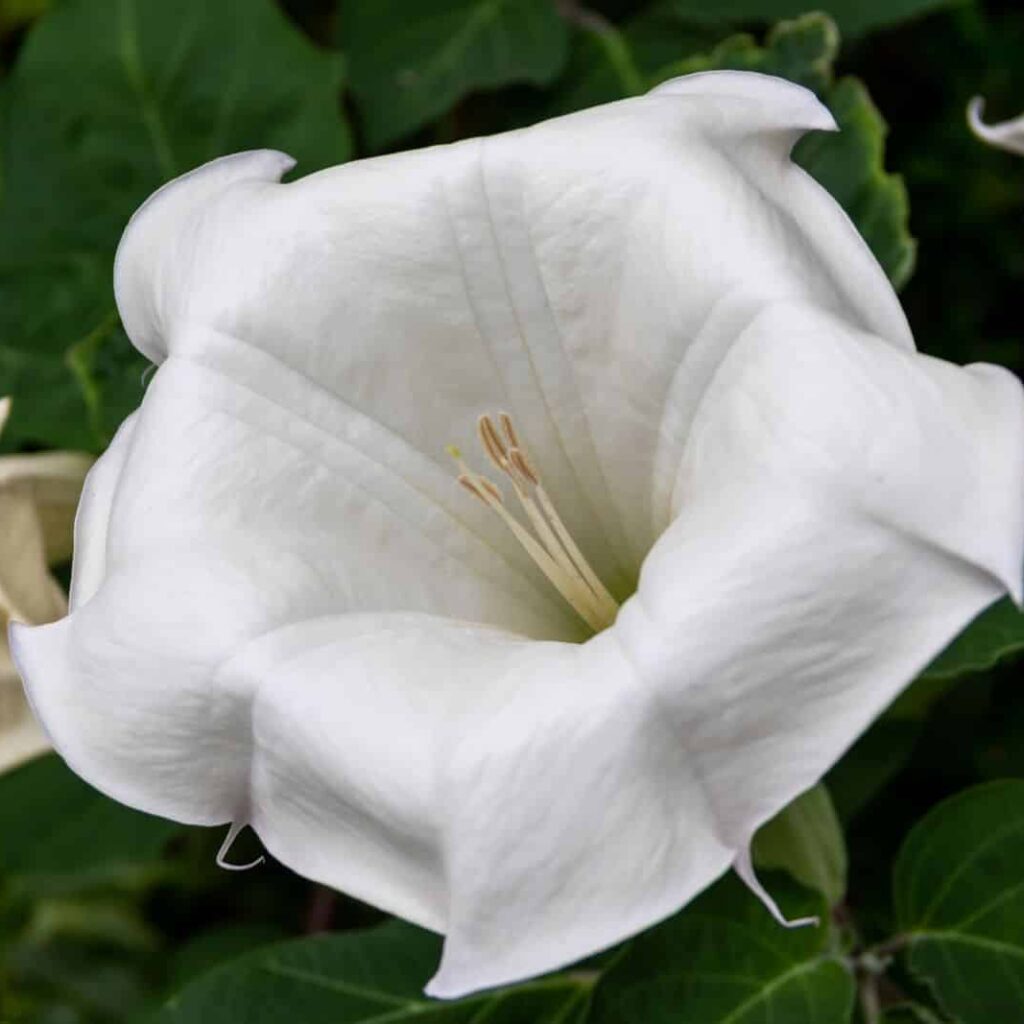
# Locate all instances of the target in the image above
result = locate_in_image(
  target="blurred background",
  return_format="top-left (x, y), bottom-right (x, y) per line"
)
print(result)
top-left (1, 1), bottom-right (1023, 1022)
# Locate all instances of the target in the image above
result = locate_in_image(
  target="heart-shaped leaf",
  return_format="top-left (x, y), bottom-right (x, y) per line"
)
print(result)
top-left (340, 0), bottom-right (569, 150)
top-left (894, 780), bottom-right (1024, 1022)
top-left (0, 0), bottom-right (349, 453)
top-left (149, 920), bottom-right (593, 1023)
top-left (0, 754), bottom-right (179, 894)
top-left (588, 874), bottom-right (854, 1023)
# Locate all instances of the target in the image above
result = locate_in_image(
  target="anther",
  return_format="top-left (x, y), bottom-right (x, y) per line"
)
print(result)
top-left (507, 447), bottom-right (538, 486)
top-left (459, 474), bottom-right (502, 504)
top-left (449, 413), bottom-right (619, 633)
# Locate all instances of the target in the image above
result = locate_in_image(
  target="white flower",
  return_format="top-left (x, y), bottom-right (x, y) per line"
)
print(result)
top-left (10, 72), bottom-right (1024, 997)
top-left (968, 96), bottom-right (1024, 155)
top-left (0, 398), bottom-right (91, 772)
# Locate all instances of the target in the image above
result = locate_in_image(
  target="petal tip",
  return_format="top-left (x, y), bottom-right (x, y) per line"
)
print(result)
top-left (651, 70), bottom-right (837, 135)
top-left (114, 149), bottom-right (296, 364)
top-left (734, 847), bottom-right (820, 929)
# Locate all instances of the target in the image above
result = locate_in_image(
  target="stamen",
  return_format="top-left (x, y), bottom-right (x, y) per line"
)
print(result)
top-left (508, 448), bottom-right (538, 486)
top-left (450, 415), bottom-right (619, 633)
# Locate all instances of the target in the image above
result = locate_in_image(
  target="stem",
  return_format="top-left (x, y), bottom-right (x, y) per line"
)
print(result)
top-left (858, 972), bottom-right (882, 1024)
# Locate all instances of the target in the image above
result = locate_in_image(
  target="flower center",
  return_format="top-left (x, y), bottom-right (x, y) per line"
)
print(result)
top-left (448, 413), bottom-right (619, 633)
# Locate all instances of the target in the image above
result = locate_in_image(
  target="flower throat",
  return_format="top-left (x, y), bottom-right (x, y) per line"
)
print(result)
top-left (449, 414), bottom-right (619, 633)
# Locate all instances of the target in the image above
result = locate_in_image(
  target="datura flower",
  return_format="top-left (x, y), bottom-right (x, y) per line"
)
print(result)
top-left (10, 72), bottom-right (1024, 997)
top-left (0, 398), bottom-right (91, 772)
top-left (969, 96), bottom-right (1024, 155)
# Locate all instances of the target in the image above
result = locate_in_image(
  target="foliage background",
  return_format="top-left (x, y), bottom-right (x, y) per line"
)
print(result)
top-left (1, 0), bottom-right (1024, 1021)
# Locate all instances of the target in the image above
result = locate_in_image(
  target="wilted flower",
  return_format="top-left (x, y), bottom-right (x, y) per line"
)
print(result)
top-left (10, 72), bottom-right (1024, 997)
top-left (0, 398), bottom-right (91, 772)
top-left (968, 96), bottom-right (1024, 155)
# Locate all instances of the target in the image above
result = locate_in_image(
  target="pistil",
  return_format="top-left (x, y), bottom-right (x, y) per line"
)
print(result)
top-left (449, 414), bottom-right (619, 633)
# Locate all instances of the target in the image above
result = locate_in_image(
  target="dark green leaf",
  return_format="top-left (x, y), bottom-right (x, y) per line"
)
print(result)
top-left (169, 925), bottom-right (289, 988)
top-left (0, 0), bottom-right (349, 452)
top-left (753, 784), bottom-right (847, 905)
top-left (0, 754), bottom-right (178, 889)
top-left (544, 3), bottom-right (724, 117)
top-left (647, 0), bottom-right (958, 37)
top-left (341, 0), bottom-right (569, 150)
top-left (652, 12), bottom-right (837, 92)
top-left (796, 76), bottom-right (916, 288)
top-left (894, 780), bottom-right (1024, 1022)
top-left (923, 598), bottom-right (1024, 681)
top-left (150, 920), bottom-right (593, 1023)
top-left (588, 874), bottom-right (855, 1023)
top-left (655, 14), bottom-right (916, 289)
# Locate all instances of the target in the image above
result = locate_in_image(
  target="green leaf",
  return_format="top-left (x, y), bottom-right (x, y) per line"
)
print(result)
top-left (149, 920), bottom-right (593, 1023)
top-left (655, 14), bottom-right (916, 289)
top-left (341, 0), bottom-right (569, 150)
top-left (0, 754), bottom-right (178, 891)
top-left (796, 76), bottom-right (916, 288)
top-left (654, 12), bottom-right (837, 91)
top-left (169, 925), bottom-right (289, 988)
top-left (646, 0), bottom-right (958, 37)
top-left (544, 9), bottom-right (717, 117)
top-left (588, 874), bottom-right (855, 1023)
top-left (752, 784), bottom-right (848, 906)
top-left (922, 598), bottom-right (1024, 681)
top-left (0, 0), bottom-right (349, 452)
top-left (894, 780), bottom-right (1024, 1022)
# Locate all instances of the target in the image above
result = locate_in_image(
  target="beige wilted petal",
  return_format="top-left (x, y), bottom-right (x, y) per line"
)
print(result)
top-left (0, 488), bottom-right (66, 772)
top-left (0, 451), bottom-right (93, 565)
top-left (0, 637), bottom-right (49, 771)
top-left (0, 398), bottom-right (91, 771)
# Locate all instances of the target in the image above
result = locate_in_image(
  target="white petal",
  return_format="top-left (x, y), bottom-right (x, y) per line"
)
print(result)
top-left (230, 613), bottom-right (734, 987)
top-left (968, 96), bottom-right (1024, 156)
top-left (111, 72), bottom-right (910, 577)
top-left (69, 412), bottom-right (138, 609)
top-left (12, 557), bottom-right (263, 823)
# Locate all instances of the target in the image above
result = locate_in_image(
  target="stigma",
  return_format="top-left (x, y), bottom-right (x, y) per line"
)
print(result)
top-left (448, 414), bottom-right (619, 633)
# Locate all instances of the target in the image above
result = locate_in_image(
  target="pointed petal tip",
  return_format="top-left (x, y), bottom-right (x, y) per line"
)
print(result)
top-left (114, 149), bottom-right (297, 364)
top-left (734, 846), bottom-right (820, 929)
top-left (423, 966), bottom-right (507, 1002)
top-left (216, 821), bottom-right (266, 872)
top-left (967, 95), bottom-right (994, 144)
top-left (422, 977), bottom-right (455, 1001)
top-left (651, 70), bottom-right (838, 135)
top-left (966, 94), bottom-right (1024, 156)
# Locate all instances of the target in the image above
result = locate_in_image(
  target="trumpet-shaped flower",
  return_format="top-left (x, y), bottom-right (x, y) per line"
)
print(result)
top-left (10, 72), bottom-right (1024, 997)
top-left (969, 96), bottom-right (1024, 155)
top-left (0, 398), bottom-right (92, 771)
